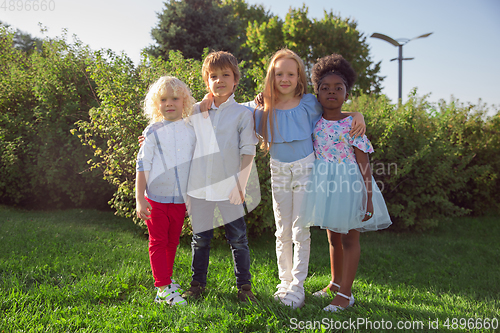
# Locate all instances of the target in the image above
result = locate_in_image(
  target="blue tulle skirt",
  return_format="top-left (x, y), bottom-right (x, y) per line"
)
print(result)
top-left (299, 160), bottom-right (392, 234)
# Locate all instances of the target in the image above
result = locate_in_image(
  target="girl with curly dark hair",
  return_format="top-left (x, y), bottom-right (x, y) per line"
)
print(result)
top-left (302, 54), bottom-right (392, 312)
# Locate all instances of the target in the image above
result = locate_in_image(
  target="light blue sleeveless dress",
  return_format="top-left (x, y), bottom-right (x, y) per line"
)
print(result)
top-left (300, 116), bottom-right (392, 233)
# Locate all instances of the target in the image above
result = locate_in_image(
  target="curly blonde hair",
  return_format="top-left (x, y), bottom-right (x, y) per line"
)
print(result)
top-left (143, 76), bottom-right (195, 123)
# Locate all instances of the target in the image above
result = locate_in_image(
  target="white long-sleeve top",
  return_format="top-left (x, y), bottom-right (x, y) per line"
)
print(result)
top-left (136, 118), bottom-right (196, 203)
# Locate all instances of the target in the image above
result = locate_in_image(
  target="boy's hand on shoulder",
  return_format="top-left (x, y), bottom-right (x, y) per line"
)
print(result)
top-left (350, 112), bottom-right (366, 138)
top-left (200, 93), bottom-right (214, 119)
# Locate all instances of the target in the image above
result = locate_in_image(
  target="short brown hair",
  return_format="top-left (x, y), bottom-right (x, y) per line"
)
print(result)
top-left (202, 51), bottom-right (240, 92)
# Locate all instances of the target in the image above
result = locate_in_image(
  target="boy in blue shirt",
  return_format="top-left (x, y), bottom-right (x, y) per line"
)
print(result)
top-left (184, 51), bottom-right (258, 302)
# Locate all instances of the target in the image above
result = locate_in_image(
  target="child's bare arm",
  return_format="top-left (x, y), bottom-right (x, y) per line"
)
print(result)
top-left (354, 147), bottom-right (373, 221)
top-left (199, 93), bottom-right (213, 119)
top-left (136, 171), bottom-right (152, 220)
top-left (342, 112), bottom-right (366, 137)
top-left (228, 154), bottom-right (254, 205)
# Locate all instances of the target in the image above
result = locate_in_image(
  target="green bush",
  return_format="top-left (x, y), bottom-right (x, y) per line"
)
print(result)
top-left (3, 25), bottom-right (498, 234)
top-left (438, 99), bottom-right (500, 214)
top-left (345, 90), bottom-right (500, 230)
top-left (0, 28), bottom-right (113, 209)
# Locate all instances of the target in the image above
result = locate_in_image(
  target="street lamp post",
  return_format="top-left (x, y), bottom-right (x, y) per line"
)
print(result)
top-left (370, 32), bottom-right (432, 102)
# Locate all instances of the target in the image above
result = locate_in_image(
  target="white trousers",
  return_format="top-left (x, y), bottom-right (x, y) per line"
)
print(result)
top-left (270, 152), bottom-right (315, 293)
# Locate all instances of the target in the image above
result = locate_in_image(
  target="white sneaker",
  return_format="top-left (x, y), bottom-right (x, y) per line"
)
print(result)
top-left (273, 282), bottom-right (290, 301)
top-left (280, 285), bottom-right (305, 309)
top-left (155, 282), bottom-right (187, 306)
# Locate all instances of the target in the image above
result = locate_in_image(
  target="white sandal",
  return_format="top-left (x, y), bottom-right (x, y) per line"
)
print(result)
top-left (312, 281), bottom-right (340, 298)
top-left (323, 292), bottom-right (355, 312)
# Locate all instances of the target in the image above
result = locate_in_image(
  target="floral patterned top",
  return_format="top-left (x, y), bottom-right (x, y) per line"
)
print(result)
top-left (313, 116), bottom-right (374, 164)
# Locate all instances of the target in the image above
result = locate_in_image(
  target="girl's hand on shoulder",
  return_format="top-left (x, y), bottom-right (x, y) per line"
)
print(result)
top-left (138, 135), bottom-right (145, 147)
top-left (350, 112), bottom-right (366, 138)
top-left (362, 199), bottom-right (374, 222)
top-left (200, 93), bottom-right (214, 119)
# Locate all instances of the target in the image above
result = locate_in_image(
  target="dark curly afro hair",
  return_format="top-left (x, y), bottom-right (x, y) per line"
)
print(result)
top-left (311, 54), bottom-right (357, 94)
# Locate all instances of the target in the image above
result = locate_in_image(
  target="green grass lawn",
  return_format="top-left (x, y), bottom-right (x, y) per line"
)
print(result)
top-left (0, 207), bottom-right (499, 332)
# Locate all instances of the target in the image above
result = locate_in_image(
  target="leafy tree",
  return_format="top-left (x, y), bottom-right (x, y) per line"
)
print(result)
top-left (12, 30), bottom-right (43, 53)
top-left (245, 5), bottom-right (383, 95)
top-left (223, 0), bottom-right (272, 27)
top-left (149, 2), bottom-right (382, 94)
top-left (149, 0), bottom-right (240, 60)
top-left (221, 0), bottom-right (273, 61)
top-left (0, 21), bottom-right (43, 53)
top-left (149, 0), bottom-right (272, 62)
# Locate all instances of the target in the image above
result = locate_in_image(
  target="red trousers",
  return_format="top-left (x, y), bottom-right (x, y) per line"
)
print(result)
top-left (146, 198), bottom-right (185, 287)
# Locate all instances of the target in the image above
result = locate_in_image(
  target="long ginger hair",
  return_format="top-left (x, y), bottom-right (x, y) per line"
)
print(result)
top-left (257, 49), bottom-right (308, 153)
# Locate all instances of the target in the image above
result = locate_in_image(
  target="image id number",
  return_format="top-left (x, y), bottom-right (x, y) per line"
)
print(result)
top-left (443, 317), bottom-right (498, 330)
top-left (1, 0), bottom-right (56, 11)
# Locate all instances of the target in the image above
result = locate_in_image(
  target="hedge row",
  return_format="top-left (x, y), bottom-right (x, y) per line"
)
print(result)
top-left (0, 29), bottom-right (113, 209)
top-left (1, 28), bottom-right (499, 234)
top-left (345, 92), bottom-right (500, 230)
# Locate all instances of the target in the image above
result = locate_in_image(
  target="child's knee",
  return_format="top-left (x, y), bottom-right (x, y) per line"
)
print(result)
top-left (327, 231), bottom-right (342, 246)
top-left (228, 236), bottom-right (249, 252)
top-left (166, 239), bottom-right (180, 250)
top-left (292, 227), bottom-right (310, 244)
top-left (275, 231), bottom-right (293, 245)
top-left (148, 239), bottom-right (165, 251)
top-left (191, 234), bottom-right (212, 249)
top-left (341, 234), bottom-right (359, 249)
top-left (275, 223), bottom-right (294, 242)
